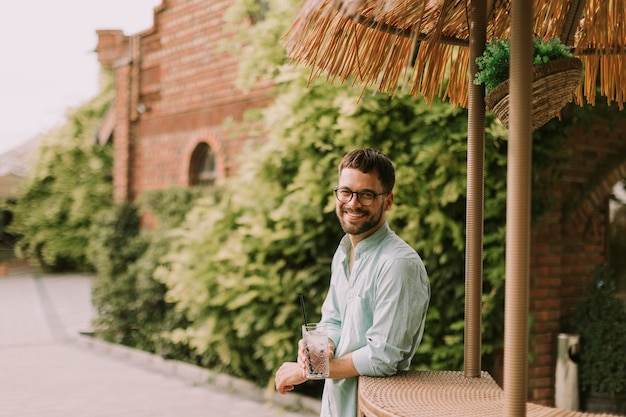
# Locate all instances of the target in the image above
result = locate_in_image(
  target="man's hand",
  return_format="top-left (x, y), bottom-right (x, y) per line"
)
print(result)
top-left (275, 361), bottom-right (307, 394)
top-left (297, 338), bottom-right (335, 369)
top-left (276, 337), bottom-right (337, 394)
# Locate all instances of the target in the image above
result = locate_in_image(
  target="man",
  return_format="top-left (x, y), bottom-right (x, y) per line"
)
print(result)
top-left (275, 148), bottom-right (430, 417)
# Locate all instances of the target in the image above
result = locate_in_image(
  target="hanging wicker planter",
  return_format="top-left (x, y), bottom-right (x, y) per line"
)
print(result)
top-left (484, 57), bottom-right (583, 131)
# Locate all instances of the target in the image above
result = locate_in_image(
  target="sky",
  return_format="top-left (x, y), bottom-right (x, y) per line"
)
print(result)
top-left (0, 0), bottom-right (162, 156)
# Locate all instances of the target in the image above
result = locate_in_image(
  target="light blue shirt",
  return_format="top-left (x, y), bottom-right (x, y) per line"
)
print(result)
top-left (319, 222), bottom-right (430, 417)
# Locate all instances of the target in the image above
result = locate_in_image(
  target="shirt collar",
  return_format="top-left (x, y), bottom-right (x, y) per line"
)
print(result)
top-left (339, 222), bottom-right (391, 257)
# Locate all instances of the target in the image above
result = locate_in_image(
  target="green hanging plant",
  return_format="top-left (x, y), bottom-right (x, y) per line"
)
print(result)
top-left (474, 37), bottom-right (574, 93)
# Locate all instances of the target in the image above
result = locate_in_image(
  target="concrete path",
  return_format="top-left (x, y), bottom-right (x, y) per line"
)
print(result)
top-left (0, 273), bottom-right (320, 417)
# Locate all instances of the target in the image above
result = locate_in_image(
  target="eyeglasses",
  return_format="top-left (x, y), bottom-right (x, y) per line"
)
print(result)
top-left (334, 187), bottom-right (387, 206)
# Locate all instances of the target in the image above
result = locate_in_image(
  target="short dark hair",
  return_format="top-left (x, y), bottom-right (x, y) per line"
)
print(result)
top-left (338, 148), bottom-right (395, 193)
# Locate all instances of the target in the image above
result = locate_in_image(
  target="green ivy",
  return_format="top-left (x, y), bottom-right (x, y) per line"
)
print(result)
top-left (88, 202), bottom-right (149, 346)
top-left (89, 187), bottom-right (202, 356)
top-left (8, 72), bottom-right (115, 272)
top-left (573, 265), bottom-right (626, 395)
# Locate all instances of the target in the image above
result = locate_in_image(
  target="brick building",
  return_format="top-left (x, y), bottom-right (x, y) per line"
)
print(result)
top-left (94, 0), bottom-right (626, 407)
top-left (95, 0), bottom-right (272, 206)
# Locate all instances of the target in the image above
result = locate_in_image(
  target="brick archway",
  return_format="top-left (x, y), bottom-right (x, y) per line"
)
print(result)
top-left (568, 160), bottom-right (626, 227)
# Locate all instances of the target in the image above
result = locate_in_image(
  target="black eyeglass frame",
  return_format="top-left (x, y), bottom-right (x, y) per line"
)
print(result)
top-left (334, 187), bottom-right (388, 206)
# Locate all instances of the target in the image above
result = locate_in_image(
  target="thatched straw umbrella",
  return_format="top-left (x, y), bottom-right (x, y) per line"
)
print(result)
top-left (285, 0), bottom-right (625, 108)
top-left (284, 1), bottom-right (626, 416)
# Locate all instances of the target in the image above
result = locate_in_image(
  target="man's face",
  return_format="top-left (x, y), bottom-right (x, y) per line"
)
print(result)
top-left (335, 168), bottom-right (392, 241)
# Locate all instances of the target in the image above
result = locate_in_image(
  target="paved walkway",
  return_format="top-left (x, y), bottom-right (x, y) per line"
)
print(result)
top-left (0, 273), bottom-right (320, 417)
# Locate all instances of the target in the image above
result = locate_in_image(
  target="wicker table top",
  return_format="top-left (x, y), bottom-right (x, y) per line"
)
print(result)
top-left (358, 371), bottom-right (616, 417)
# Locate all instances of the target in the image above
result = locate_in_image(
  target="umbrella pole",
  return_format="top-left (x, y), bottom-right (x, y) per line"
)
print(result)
top-left (464, 0), bottom-right (487, 379)
top-left (505, 1), bottom-right (533, 416)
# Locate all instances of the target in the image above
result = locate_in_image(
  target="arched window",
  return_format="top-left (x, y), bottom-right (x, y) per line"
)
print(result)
top-left (189, 143), bottom-right (217, 187)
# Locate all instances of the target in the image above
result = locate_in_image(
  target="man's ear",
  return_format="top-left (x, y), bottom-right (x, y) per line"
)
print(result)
top-left (385, 192), bottom-right (394, 210)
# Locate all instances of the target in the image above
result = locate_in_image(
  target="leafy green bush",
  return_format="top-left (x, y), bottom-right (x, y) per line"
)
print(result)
top-left (474, 37), bottom-right (573, 93)
top-left (89, 202), bottom-right (149, 346)
top-left (573, 265), bottom-right (626, 395)
top-left (8, 80), bottom-right (115, 272)
top-left (89, 187), bottom-right (203, 356)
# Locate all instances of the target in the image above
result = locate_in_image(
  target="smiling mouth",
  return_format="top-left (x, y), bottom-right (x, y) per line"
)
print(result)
top-left (344, 210), bottom-right (366, 220)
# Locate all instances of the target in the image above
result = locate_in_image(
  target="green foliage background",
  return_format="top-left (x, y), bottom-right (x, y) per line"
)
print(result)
top-left (8, 71), bottom-right (115, 272)
top-left (573, 265), bottom-right (626, 395)
top-left (88, 188), bottom-right (202, 356)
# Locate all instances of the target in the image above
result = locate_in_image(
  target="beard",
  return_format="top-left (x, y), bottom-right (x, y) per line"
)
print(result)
top-left (336, 203), bottom-right (384, 236)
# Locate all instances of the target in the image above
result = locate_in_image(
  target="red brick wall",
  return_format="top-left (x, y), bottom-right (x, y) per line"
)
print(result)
top-left (97, 0), bottom-right (272, 200)
top-left (528, 104), bottom-right (626, 405)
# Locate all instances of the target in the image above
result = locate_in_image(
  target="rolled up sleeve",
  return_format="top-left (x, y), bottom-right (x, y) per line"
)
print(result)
top-left (351, 258), bottom-right (429, 376)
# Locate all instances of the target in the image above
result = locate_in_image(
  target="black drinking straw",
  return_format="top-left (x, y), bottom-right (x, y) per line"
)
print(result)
top-left (299, 294), bottom-right (308, 326)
